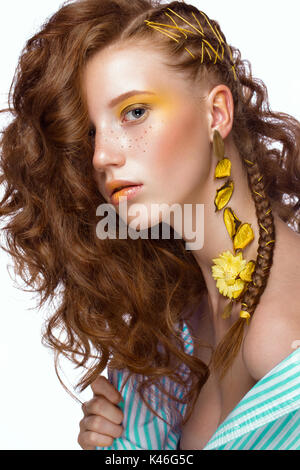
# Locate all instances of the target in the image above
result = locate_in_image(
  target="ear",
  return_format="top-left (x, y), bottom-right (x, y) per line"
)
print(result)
top-left (206, 84), bottom-right (234, 142)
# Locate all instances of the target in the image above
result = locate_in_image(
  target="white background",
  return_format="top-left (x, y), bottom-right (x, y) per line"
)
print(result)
top-left (0, 0), bottom-right (299, 450)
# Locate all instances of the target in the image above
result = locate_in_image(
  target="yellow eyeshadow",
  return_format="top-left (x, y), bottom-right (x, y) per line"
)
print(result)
top-left (116, 94), bottom-right (172, 117)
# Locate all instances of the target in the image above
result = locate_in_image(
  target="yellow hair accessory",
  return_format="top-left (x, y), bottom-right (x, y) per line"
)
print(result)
top-left (259, 223), bottom-right (269, 234)
top-left (244, 159), bottom-right (254, 166)
top-left (240, 310), bottom-right (251, 324)
top-left (144, 8), bottom-right (237, 81)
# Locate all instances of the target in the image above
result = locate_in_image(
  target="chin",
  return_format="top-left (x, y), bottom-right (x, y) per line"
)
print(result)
top-left (127, 212), bottom-right (161, 232)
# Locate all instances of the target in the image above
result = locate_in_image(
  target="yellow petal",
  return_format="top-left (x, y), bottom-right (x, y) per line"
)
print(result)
top-left (212, 265), bottom-right (224, 279)
top-left (239, 260), bottom-right (256, 282)
top-left (223, 207), bottom-right (241, 240)
top-left (216, 278), bottom-right (230, 297)
top-left (215, 158), bottom-right (232, 179)
top-left (214, 180), bottom-right (234, 212)
top-left (216, 277), bottom-right (245, 299)
top-left (230, 279), bottom-right (246, 299)
top-left (224, 271), bottom-right (237, 285)
top-left (233, 223), bottom-right (255, 250)
top-left (227, 252), bottom-right (246, 274)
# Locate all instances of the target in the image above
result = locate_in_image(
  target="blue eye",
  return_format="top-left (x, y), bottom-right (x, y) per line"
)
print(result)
top-left (123, 106), bottom-right (149, 123)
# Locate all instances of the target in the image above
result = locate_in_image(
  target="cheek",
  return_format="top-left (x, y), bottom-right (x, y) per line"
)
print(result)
top-left (120, 125), bottom-right (151, 154)
top-left (153, 105), bottom-right (204, 178)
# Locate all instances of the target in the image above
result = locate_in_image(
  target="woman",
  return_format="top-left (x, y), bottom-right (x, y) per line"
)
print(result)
top-left (1, 0), bottom-right (300, 450)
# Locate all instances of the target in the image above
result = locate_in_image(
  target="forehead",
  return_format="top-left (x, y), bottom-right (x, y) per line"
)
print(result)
top-left (82, 43), bottom-right (195, 104)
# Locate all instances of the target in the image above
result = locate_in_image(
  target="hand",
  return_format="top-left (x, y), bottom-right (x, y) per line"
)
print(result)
top-left (78, 375), bottom-right (124, 450)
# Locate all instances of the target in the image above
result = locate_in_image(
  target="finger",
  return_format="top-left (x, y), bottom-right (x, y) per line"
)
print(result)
top-left (84, 396), bottom-right (123, 425)
top-left (78, 430), bottom-right (114, 450)
top-left (90, 376), bottom-right (123, 404)
top-left (81, 414), bottom-right (123, 438)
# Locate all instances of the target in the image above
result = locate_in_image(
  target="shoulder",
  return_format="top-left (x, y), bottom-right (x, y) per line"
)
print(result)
top-left (243, 300), bottom-right (300, 381)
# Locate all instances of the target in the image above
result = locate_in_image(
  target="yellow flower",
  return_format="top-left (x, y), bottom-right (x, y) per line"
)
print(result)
top-left (211, 250), bottom-right (248, 300)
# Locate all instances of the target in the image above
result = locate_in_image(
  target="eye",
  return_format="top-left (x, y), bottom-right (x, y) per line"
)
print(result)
top-left (88, 128), bottom-right (95, 139)
top-left (122, 105), bottom-right (150, 123)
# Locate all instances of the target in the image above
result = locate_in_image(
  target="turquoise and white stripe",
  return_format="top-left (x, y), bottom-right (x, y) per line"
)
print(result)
top-left (96, 320), bottom-right (300, 450)
top-left (203, 345), bottom-right (300, 450)
top-left (96, 321), bottom-right (194, 450)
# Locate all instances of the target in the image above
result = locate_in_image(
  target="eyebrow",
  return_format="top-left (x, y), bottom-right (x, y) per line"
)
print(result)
top-left (108, 90), bottom-right (156, 108)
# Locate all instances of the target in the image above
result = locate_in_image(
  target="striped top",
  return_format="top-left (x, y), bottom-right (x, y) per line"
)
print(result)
top-left (203, 344), bottom-right (300, 450)
top-left (96, 321), bottom-right (194, 450)
top-left (96, 321), bottom-right (300, 450)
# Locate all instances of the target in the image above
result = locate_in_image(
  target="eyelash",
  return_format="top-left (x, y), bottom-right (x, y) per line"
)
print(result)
top-left (121, 104), bottom-right (151, 123)
top-left (88, 104), bottom-right (151, 139)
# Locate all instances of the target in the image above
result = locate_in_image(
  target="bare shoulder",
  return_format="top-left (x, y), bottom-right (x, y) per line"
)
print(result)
top-left (242, 218), bottom-right (300, 381)
top-left (243, 297), bottom-right (300, 381)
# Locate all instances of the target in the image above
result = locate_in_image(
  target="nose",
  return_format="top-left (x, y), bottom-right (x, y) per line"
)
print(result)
top-left (92, 137), bottom-right (126, 173)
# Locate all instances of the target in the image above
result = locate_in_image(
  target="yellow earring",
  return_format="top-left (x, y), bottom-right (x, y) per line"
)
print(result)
top-left (211, 130), bottom-right (255, 323)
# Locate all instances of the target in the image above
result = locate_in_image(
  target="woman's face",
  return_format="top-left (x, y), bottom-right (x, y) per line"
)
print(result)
top-left (82, 42), bottom-right (212, 230)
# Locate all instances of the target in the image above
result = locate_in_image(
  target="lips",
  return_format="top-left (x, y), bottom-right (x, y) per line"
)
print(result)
top-left (106, 180), bottom-right (143, 198)
top-left (110, 184), bottom-right (143, 205)
top-left (112, 184), bottom-right (136, 195)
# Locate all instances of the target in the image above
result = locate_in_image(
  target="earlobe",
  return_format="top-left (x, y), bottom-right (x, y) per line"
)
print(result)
top-left (209, 85), bottom-right (234, 141)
